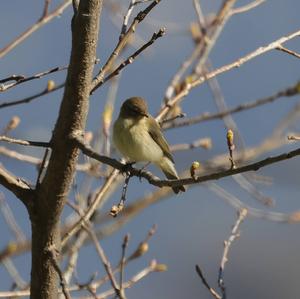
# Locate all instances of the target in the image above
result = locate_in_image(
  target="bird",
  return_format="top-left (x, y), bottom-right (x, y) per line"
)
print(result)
top-left (113, 97), bottom-right (185, 194)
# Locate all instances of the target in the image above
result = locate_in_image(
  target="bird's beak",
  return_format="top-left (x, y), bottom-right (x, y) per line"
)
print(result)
top-left (142, 112), bottom-right (149, 118)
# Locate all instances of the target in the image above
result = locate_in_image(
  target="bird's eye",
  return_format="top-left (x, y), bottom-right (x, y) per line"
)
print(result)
top-left (132, 106), bottom-right (140, 113)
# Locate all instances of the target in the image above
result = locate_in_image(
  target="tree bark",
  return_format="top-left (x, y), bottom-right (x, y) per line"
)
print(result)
top-left (29, 1), bottom-right (103, 298)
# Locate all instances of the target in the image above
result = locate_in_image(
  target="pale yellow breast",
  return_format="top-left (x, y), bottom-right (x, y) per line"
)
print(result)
top-left (113, 117), bottom-right (163, 162)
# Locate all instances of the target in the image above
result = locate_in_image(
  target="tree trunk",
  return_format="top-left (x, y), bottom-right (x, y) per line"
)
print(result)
top-left (29, 1), bottom-right (103, 297)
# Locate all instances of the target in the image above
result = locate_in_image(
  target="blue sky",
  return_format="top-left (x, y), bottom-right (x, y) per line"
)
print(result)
top-left (1, 0), bottom-right (300, 298)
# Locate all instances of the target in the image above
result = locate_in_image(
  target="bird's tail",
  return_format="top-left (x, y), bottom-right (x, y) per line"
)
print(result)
top-left (157, 157), bottom-right (185, 194)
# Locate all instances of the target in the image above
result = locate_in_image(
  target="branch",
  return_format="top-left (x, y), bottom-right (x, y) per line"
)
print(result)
top-left (62, 168), bottom-right (120, 247)
top-left (195, 265), bottom-right (221, 299)
top-left (91, 0), bottom-right (162, 93)
top-left (162, 81), bottom-right (300, 130)
top-left (0, 65), bottom-right (68, 92)
top-left (0, 0), bottom-right (72, 59)
top-left (74, 133), bottom-right (300, 190)
top-left (170, 137), bottom-right (212, 152)
top-left (0, 260), bottom-right (166, 298)
top-left (86, 227), bottom-right (121, 298)
top-left (276, 45), bottom-right (300, 59)
top-left (218, 208), bottom-right (248, 297)
top-left (157, 28), bottom-right (300, 121)
top-left (48, 245), bottom-right (71, 299)
top-left (119, 0), bottom-right (152, 40)
top-left (0, 136), bottom-right (50, 147)
top-left (0, 165), bottom-right (32, 202)
top-left (0, 83), bottom-right (64, 110)
top-left (119, 234), bottom-right (130, 298)
top-left (91, 27), bottom-right (165, 92)
top-left (193, 0), bottom-right (237, 75)
top-left (164, 0), bottom-right (235, 102)
top-left (230, 0), bottom-right (266, 15)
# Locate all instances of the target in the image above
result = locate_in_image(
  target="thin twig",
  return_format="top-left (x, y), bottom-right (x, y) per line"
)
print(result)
top-left (230, 0), bottom-right (266, 15)
top-left (0, 136), bottom-right (50, 148)
top-left (233, 174), bottom-right (274, 206)
top-left (40, 0), bottom-right (52, 20)
top-left (1, 116), bottom-right (21, 136)
top-left (2, 258), bottom-right (27, 289)
top-left (93, 28), bottom-right (165, 91)
top-left (0, 0), bottom-right (72, 59)
top-left (0, 193), bottom-right (26, 242)
top-left (288, 135), bottom-right (300, 141)
top-left (170, 137), bottom-right (212, 152)
top-left (159, 113), bottom-right (186, 125)
top-left (64, 230), bottom-right (88, 284)
top-left (195, 265), bottom-right (221, 299)
top-left (119, 0), bottom-right (152, 40)
top-left (194, 0), bottom-right (237, 75)
top-left (62, 168), bottom-right (120, 247)
top-left (91, 0), bottom-right (162, 92)
top-left (276, 45), bottom-right (300, 59)
top-left (218, 209), bottom-right (248, 298)
top-left (0, 83), bottom-right (64, 109)
top-left (157, 28), bottom-right (300, 122)
top-left (48, 245), bottom-right (71, 299)
top-left (85, 225), bottom-right (157, 291)
top-left (86, 227), bottom-right (121, 298)
top-left (119, 234), bottom-right (130, 299)
top-left (36, 148), bottom-right (50, 187)
top-left (0, 65), bottom-right (68, 92)
top-left (162, 81), bottom-right (300, 130)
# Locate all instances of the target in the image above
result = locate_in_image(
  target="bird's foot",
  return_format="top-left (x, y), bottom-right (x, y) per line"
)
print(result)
top-left (121, 161), bottom-right (135, 176)
top-left (138, 162), bottom-right (150, 182)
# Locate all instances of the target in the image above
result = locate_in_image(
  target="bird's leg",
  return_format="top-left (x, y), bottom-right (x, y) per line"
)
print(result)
top-left (138, 162), bottom-right (151, 182)
top-left (110, 171), bottom-right (132, 217)
top-left (121, 161), bottom-right (136, 176)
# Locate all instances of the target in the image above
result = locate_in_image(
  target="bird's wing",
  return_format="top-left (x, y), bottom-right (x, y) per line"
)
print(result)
top-left (147, 117), bottom-right (174, 163)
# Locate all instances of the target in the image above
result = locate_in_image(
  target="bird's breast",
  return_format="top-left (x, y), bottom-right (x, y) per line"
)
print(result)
top-left (113, 117), bottom-right (163, 162)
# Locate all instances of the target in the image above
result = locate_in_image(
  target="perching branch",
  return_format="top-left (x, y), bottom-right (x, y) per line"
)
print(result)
top-left (73, 133), bottom-right (300, 190)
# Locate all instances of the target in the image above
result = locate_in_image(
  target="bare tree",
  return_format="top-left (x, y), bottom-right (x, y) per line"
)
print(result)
top-left (1, 0), bottom-right (300, 298)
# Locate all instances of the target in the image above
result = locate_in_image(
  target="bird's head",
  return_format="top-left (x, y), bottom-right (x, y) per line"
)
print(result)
top-left (120, 97), bottom-right (149, 119)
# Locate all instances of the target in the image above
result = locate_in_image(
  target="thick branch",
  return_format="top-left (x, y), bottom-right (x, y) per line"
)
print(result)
top-left (0, 165), bottom-right (32, 203)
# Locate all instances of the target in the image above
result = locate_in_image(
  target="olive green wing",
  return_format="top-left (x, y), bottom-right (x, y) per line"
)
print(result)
top-left (147, 117), bottom-right (174, 163)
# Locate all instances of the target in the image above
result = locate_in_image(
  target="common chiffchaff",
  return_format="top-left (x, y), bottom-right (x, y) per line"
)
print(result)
top-left (113, 97), bottom-right (185, 194)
